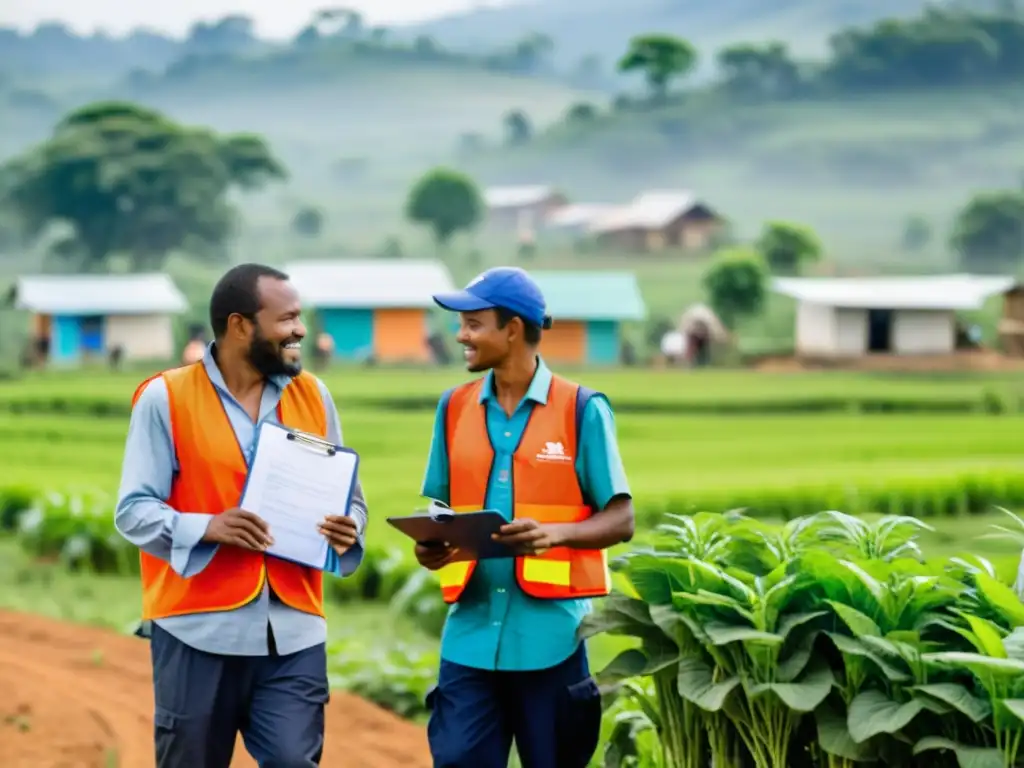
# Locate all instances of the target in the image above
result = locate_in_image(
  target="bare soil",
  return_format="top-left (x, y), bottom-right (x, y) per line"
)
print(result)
top-left (0, 610), bottom-right (431, 767)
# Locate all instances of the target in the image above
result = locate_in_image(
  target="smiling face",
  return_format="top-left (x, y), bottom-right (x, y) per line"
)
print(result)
top-left (455, 309), bottom-right (519, 372)
top-left (245, 276), bottom-right (306, 378)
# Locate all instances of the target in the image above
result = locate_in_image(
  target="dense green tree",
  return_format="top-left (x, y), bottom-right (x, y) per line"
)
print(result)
top-left (0, 101), bottom-right (285, 271)
top-left (716, 42), bottom-right (801, 98)
top-left (618, 34), bottom-right (697, 102)
top-left (503, 110), bottom-right (532, 145)
top-left (405, 167), bottom-right (483, 247)
top-left (702, 248), bottom-right (769, 329)
top-left (292, 206), bottom-right (324, 238)
top-left (951, 190), bottom-right (1024, 272)
top-left (756, 221), bottom-right (823, 275)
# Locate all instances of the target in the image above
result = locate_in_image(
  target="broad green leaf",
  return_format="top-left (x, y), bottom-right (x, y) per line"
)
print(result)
top-left (815, 702), bottom-right (875, 762)
top-left (598, 645), bottom-right (679, 684)
top-left (839, 560), bottom-right (886, 604)
top-left (748, 659), bottom-right (834, 712)
top-left (703, 622), bottom-right (782, 647)
top-left (975, 572), bottom-right (1024, 627)
top-left (828, 633), bottom-right (911, 683)
top-left (627, 557), bottom-right (697, 604)
top-left (648, 603), bottom-right (700, 647)
top-left (912, 737), bottom-right (1004, 768)
top-left (827, 600), bottom-right (881, 637)
top-left (924, 652), bottom-right (1024, 679)
top-left (847, 689), bottom-right (925, 743)
top-left (912, 683), bottom-right (992, 723)
top-left (578, 593), bottom-right (653, 639)
top-left (672, 590), bottom-right (756, 624)
top-left (684, 558), bottom-right (756, 600)
top-left (1003, 627), bottom-right (1024, 660)
top-left (776, 610), bottom-right (829, 641)
top-left (676, 655), bottom-right (740, 712)
top-left (963, 614), bottom-right (1008, 659)
top-left (777, 628), bottom-right (820, 683)
top-left (999, 698), bottom-right (1024, 724)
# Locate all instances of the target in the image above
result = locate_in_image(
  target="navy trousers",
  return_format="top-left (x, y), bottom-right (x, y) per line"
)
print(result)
top-left (150, 624), bottom-right (329, 768)
top-left (426, 642), bottom-right (603, 768)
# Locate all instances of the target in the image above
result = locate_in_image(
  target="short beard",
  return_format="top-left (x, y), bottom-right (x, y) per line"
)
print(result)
top-left (248, 327), bottom-right (301, 378)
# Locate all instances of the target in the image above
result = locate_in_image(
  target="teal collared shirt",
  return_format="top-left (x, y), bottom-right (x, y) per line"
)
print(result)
top-left (420, 358), bottom-right (631, 672)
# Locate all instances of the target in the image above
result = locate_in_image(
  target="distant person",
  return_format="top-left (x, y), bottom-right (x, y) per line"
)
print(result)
top-left (413, 267), bottom-right (635, 768)
top-left (660, 330), bottom-right (685, 365)
top-left (181, 338), bottom-right (205, 365)
top-left (114, 263), bottom-right (369, 767)
top-left (314, 332), bottom-right (334, 371)
top-left (689, 321), bottom-right (711, 367)
top-left (108, 344), bottom-right (124, 371)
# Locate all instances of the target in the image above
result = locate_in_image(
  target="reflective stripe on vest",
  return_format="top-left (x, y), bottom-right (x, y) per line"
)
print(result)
top-left (439, 374), bottom-right (612, 603)
top-left (131, 363), bottom-right (329, 620)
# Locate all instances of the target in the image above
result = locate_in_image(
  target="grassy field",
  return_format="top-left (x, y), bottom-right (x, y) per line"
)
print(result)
top-left (4, 366), bottom-right (1024, 551)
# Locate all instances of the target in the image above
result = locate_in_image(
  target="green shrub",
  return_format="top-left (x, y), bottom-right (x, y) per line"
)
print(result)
top-left (16, 490), bottom-right (139, 574)
top-left (583, 510), bottom-right (1024, 767)
top-left (0, 485), bottom-right (36, 531)
top-left (327, 633), bottom-right (438, 720)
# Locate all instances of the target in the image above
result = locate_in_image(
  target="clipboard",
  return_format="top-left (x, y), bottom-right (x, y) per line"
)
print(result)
top-left (238, 422), bottom-right (360, 571)
top-left (387, 501), bottom-right (514, 562)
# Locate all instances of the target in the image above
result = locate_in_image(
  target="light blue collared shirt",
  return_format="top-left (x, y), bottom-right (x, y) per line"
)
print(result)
top-left (114, 343), bottom-right (368, 656)
top-left (421, 358), bottom-right (631, 671)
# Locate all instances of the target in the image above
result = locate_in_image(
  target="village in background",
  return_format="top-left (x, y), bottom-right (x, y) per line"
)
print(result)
top-left (2, 3), bottom-right (1024, 373)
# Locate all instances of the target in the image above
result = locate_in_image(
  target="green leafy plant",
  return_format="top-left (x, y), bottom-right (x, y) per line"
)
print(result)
top-left (584, 511), bottom-right (1024, 767)
top-left (327, 633), bottom-right (438, 720)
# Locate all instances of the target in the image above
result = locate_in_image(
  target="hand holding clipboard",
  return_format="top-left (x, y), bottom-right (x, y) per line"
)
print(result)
top-left (386, 501), bottom-right (515, 563)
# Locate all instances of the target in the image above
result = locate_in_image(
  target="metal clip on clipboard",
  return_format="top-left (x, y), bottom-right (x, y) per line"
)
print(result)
top-left (285, 430), bottom-right (337, 456)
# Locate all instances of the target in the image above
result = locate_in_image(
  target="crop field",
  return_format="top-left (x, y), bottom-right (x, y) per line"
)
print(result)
top-left (3, 365), bottom-right (1024, 766)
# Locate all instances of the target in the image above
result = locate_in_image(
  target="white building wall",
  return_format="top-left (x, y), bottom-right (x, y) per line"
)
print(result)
top-left (794, 302), bottom-right (837, 355)
top-left (105, 314), bottom-right (176, 360)
top-left (892, 309), bottom-right (955, 354)
top-left (834, 308), bottom-right (868, 355)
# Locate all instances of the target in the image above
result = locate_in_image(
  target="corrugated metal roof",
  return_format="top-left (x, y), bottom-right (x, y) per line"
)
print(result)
top-left (544, 203), bottom-right (617, 229)
top-left (285, 259), bottom-right (457, 309)
top-left (13, 273), bottom-right (187, 315)
top-left (589, 190), bottom-right (704, 232)
top-left (484, 185), bottom-right (558, 209)
top-left (772, 274), bottom-right (1017, 310)
top-left (531, 270), bottom-right (647, 321)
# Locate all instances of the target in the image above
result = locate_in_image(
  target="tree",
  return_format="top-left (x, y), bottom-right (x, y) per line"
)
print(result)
top-left (618, 34), bottom-right (697, 102)
top-left (405, 167), bottom-right (483, 247)
top-left (702, 248), bottom-right (769, 329)
top-left (756, 221), bottom-right (822, 274)
top-left (565, 102), bottom-right (598, 124)
top-left (716, 42), bottom-right (801, 99)
top-left (0, 101), bottom-right (286, 271)
top-left (503, 110), bottom-right (532, 145)
top-left (901, 215), bottom-right (932, 252)
top-left (291, 206), bottom-right (324, 238)
top-left (951, 190), bottom-right (1024, 272)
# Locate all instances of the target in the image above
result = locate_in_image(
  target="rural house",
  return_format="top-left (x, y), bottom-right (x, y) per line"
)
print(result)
top-left (285, 259), bottom-right (456, 363)
top-left (484, 185), bottom-right (568, 231)
top-left (530, 270), bottom-right (647, 365)
top-left (10, 273), bottom-right (187, 365)
top-left (589, 190), bottom-right (723, 252)
top-left (772, 274), bottom-right (1016, 357)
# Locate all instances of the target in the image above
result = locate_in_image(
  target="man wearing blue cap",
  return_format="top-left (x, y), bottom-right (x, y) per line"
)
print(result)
top-left (413, 266), bottom-right (635, 768)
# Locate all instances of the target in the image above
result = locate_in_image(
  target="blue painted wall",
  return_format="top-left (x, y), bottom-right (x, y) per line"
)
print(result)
top-left (585, 320), bottom-right (620, 365)
top-left (321, 308), bottom-right (374, 360)
top-left (50, 315), bottom-right (107, 364)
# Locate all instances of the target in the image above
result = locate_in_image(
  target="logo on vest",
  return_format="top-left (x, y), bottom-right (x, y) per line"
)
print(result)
top-left (536, 441), bottom-right (572, 462)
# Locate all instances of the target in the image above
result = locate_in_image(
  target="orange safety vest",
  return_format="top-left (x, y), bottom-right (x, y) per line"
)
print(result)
top-left (130, 362), bottom-right (328, 620)
top-left (438, 374), bottom-right (612, 603)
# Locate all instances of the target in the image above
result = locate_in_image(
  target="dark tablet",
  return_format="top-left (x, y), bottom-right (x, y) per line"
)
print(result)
top-left (386, 510), bottom-right (514, 561)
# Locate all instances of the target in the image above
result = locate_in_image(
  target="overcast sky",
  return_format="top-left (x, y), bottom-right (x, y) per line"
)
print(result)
top-left (4, 1), bottom-right (514, 38)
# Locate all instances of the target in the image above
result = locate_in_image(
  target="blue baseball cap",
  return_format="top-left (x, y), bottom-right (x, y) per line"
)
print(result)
top-left (433, 267), bottom-right (552, 329)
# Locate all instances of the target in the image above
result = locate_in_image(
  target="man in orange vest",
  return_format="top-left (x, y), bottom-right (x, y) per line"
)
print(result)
top-left (114, 263), bottom-right (368, 767)
top-left (414, 267), bottom-right (635, 768)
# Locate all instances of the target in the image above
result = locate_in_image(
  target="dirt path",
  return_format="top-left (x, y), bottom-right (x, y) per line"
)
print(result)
top-left (0, 610), bottom-right (431, 767)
